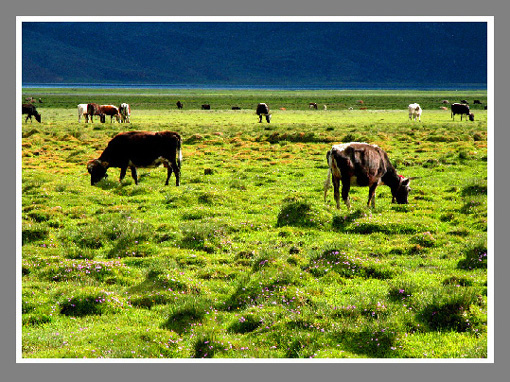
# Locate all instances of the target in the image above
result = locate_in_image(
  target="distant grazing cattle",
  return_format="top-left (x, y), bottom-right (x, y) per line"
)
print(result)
top-left (176, 101), bottom-right (183, 109)
top-left (324, 142), bottom-right (411, 209)
top-left (256, 103), bottom-right (271, 123)
top-left (309, 102), bottom-right (318, 109)
top-left (38, 98), bottom-right (43, 103)
top-left (357, 100), bottom-right (364, 104)
top-left (201, 104), bottom-right (211, 110)
top-left (119, 103), bottom-right (131, 123)
top-left (22, 103), bottom-right (41, 123)
top-left (451, 103), bottom-right (474, 121)
top-left (484, 105), bottom-right (487, 110)
top-left (87, 131), bottom-right (182, 186)
top-left (442, 100), bottom-right (450, 104)
top-left (460, 100), bottom-right (469, 104)
top-left (440, 107), bottom-right (448, 110)
top-left (323, 105), bottom-right (327, 111)
top-left (280, 107), bottom-right (286, 111)
top-left (98, 105), bottom-right (121, 123)
top-left (232, 106), bottom-right (241, 110)
top-left (473, 100), bottom-right (482, 104)
top-left (408, 103), bottom-right (422, 122)
top-left (25, 96), bottom-right (35, 103)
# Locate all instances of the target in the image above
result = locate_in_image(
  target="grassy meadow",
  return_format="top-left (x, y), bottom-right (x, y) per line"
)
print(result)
top-left (20, 89), bottom-right (489, 359)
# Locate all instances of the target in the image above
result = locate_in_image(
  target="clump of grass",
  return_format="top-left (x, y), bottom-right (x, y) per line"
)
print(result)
top-left (458, 240), bottom-right (487, 270)
top-left (277, 196), bottom-right (313, 227)
top-left (419, 289), bottom-right (481, 332)
top-left (22, 223), bottom-right (49, 244)
top-left (442, 276), bottom-right (474, 287)
top-left (60, 290), bottom-right (123, 317)
top-left (192, 334), bottom-right (220, 358)
top-left (228, 313), bottom-right (263, 334)
top-left (276, 194), bottom-right (326, 228)
top-left (22, 314), bottom-right (53, 327)
top-left (411, 232), bottom-right (436, 247)
top-left (461, 180), bottom-right (487, 196)
top-left (129, 292), bottom-right (173, 309)
top-left (162, 298), bottom-right (210, 334)
top-left (180, 221), bottom-right (228, 253)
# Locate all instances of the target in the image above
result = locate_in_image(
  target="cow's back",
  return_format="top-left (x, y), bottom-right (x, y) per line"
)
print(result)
top-left (104, 131), bottom-right (180, 167)
top-left (331, 143), bottom-right (387, 186)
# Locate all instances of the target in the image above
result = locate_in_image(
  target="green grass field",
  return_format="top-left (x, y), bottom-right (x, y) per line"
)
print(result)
top-left (21, 89), bottom-right (489, 359)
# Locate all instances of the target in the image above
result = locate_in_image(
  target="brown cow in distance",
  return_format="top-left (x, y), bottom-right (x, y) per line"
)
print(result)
top-left (98, 105), bottom-right (121, 123)
top-left (87, 131), bottom-right (182, 186)
top-left (22, 103), bottom-right (41, 123)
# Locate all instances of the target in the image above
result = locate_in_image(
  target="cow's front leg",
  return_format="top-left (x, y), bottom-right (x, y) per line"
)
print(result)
top-left (341, 178), bottom-right (351, 209)
top-left (368, 183), bottom-right (378, 208)
top-left (119, 167), bottom-right (127, 183)
top-left (130, 166), bottom-right (138, 184)
top-left (258, 114), bottom-right (263, 123)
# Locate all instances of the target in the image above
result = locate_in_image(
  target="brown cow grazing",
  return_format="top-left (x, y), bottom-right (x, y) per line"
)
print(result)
top-left (87, 131), bottom-right (182, 186)
top-left (309, 102), bottom-right (318, 109)
top-left (256, 103), bottom-right (271, 123)
top-left (231, 106), bottom-right (241, 110)
top-left (324, 142), bottom-right (410, 209)
top-left (22, 103), bottom-right (41, 123)
top-left (451, 103), bottom-right (474, 121)
top-left (201, 104), bottom-right (211, 110)
top-left (87, 103), bottom-right (101, 123)
top-left (176, 101), bottom-right (183, 109)
top-left (98, 105), bottom-right (121, 123)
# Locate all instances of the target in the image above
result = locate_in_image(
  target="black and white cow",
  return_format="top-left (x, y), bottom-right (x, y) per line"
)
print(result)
top-left (87, 131), bottom-right (182, 186)
top-left (324, 142), bottom-right (411, 209)
top-left (256, 103), bottom-right (271, 123)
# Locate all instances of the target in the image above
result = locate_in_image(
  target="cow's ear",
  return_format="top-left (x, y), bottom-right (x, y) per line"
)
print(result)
top-left (401, 178), bottom-right (410, 186)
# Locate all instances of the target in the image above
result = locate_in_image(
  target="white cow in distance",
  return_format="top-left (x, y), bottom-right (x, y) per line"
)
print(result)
top-left (408, 103), bottom-right (422, 122)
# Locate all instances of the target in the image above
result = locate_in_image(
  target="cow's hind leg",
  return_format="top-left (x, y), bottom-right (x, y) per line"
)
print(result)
top-left (332, 177), bottom-right (341, 209)
top-left (169, 162), bottom-right (180, 186)
top-left (341, 178), bottom-right (351, 209)
top-left (164, 164), bottom-right (173, 186)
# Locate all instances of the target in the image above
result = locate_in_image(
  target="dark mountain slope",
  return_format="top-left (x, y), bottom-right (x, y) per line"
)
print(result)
top-left (22, 22), bottom-right (488, 87)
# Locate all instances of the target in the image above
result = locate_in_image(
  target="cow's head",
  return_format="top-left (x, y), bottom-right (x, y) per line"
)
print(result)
top-left (394, 177), bottom-right (411, 204)
top-left (34, 113), bottom-right (41, 123)
top-left (87, 159), bottom-right (109, 185)
top-left (469, 113), bottom-right (475, 121)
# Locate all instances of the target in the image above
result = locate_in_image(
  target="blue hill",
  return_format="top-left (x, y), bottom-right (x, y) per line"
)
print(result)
top-left (22, 22), bottom-right (488, 88)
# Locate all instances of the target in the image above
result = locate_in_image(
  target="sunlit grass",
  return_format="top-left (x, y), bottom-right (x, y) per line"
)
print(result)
top-left (21, 89), bottom-right (488, 359)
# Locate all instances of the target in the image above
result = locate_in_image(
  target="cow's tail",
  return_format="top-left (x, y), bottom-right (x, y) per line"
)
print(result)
top-left (177, 136), bottom-right (182, 170)
top-left (324, 150), bottom-right (333, 202)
